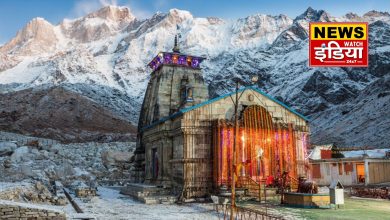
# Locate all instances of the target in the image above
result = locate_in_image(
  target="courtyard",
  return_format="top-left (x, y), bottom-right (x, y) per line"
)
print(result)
top-left (239, 195), bottom-right (390, 220)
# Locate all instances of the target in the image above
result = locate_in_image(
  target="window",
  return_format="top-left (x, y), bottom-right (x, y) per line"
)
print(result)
top-left (180, 86), bottom-right (194, 104)
top-left (152, 148), bottom-right (159, 179)
top-left (344, 162), bottom-right (353, 175)
top-left (320, 150), bottom-right (332, 159)
top-left (180, 76), bottom-right (194, 104)
top-left (186, 87), bottom-right (193, 101)
top-left (312, 164), bottom-right (321, 178)
top-left (338, 163), bottom-right (343, 175)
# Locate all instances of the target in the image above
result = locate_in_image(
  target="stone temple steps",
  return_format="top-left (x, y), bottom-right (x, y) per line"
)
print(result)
top-left (120, 183), bottom-right (279, 204)
top-left (120, 183), bottom-right (177, 204)
top-left (218, 185), bottom-right (278, 202)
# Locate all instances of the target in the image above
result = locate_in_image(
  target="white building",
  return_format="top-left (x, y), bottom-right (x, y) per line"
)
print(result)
top-left (309, 145), bottom-right (390, 186)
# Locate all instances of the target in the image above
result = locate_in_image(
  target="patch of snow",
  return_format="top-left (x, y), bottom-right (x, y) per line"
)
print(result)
top-left (343, 149), bottom-right (389, 159)
top-left (84, 17), bottom-right (107, 27)
top-left (72, 187), bottom-right (220, 219)
top-left (308, 144), bottom-right (333, 160)
top-left (0, 58), bottom-right (44, 84)
top-left (0, 181), bottom-right (32, 192)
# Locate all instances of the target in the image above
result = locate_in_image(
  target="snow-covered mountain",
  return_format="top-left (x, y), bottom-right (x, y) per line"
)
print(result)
top-left (0, 6), bottom-right (389, 147)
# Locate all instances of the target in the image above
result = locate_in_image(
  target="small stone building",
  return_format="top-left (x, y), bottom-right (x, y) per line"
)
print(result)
top-left (132, 42), bottom-right (310, 199)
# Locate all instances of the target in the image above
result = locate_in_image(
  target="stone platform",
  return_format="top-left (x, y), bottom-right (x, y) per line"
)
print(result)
top-left (120, 183), bottom-right (177, 204)
top-left (219, 186), bottom-right (278, 200)
top-left (284, 192), bottom-right (330, 208)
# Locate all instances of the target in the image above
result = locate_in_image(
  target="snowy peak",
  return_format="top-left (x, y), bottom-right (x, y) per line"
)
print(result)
top-left (23, 17), bottom-right (53, 30)
top-left (295, 7), bottom-right (331, 22)
top-left (345, 12), bottom-right (361, 20)
top-left (0, 17), bottom-right (57, 56)
top-left (164, 8), bottom-right (193, 25)
top-left (235, 14), bottom-right (292, 30)
top-left (364, 10), bottom-right (390, 18)
top-left (272, 7), bottom-right (333, 48)
top-left (85, 5), bottom-right (135, 22)
top-left (59, 6), bottom-right (134, 43)
top-left (17, 17), bottom-right (56, 44)
top-left (362, 10), bottom-right (390, 23)
top-left (232, 14), bottom-right (292, 47)
top-left (342, 10), bottom-right (390, 23)
top-left (168, 8), bottom-right (193, 20)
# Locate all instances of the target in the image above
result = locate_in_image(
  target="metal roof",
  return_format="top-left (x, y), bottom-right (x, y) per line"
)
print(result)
top-left (141, 86), bottom-right (309, 131)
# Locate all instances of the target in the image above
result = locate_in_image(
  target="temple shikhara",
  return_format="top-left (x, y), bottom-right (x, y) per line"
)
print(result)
top-left (131, 35), bottom-right (310, 200)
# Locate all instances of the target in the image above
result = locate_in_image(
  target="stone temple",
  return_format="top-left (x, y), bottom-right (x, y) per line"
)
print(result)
top-left (131, 37), bottom-right (310, 200)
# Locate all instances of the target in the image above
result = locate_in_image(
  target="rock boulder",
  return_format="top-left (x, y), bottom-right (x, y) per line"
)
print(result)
top-left (101, 151), bottom-right (132, 168)
top-left (10, 146), bottom-right (29, 162)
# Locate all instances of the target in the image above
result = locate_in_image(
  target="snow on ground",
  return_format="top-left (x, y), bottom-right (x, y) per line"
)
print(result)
top-left (0, 181), bottom-right (32, 193)
top-left (71, 187), bottom-right (220, 220)
top-left (0, 184), bottom-right (220, 219)
top-left (0, 199), bottom-right (72, 214)
top-left (0, 130), bottom-right (216, 219)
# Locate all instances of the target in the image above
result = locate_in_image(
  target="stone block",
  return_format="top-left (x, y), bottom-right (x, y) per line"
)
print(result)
top-left (24, 212), bottom-right (36, 215)
top-left (39, 211), bottom-right (47, 216)
top-left (0, 215), bottom-right (16, 219)
top-left (1, 208), bottom-right (14, 212)
top-left (75, 188), bottom-right (97, 197)
top-left (47, 212), bottom-right (58, 217)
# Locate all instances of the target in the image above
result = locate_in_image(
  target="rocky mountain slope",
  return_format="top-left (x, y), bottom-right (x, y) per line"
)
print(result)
top-left (0, 6), bottom-right (389, 147)
top-left (0, 86), bottom-right (136, 142)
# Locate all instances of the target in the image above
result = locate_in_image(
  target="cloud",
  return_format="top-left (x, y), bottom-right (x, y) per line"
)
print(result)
top-left (129, 7), bottom-right (153, 19)
top-left (67, 0), bottom-right (154, 20)
top-left (154, 0), bottom-right (168, 9)
top-left (68, 0), bottom-right (119, 18)
top-left (120, 0), bottom-right (154, 19)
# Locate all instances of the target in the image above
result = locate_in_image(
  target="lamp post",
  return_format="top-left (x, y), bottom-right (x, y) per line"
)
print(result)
top-left (256, 147), bottom-right (264, 202)
top-left (230, 76), bottom-right (258, 220)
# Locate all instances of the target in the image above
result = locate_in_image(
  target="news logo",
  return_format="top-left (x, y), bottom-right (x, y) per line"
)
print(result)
top-left (309, 22), bottom-right (368, 67)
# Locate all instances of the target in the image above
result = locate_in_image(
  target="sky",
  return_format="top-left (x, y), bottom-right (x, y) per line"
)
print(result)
top-left (0, 0), bottom-right (389, 45)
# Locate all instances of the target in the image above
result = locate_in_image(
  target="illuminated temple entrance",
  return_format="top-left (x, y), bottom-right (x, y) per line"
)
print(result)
top-left (213, 105), bottom-right (308, 187)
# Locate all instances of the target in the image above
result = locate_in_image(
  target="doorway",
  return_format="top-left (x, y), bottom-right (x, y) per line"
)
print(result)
top-left (152, 148), bottom-right (159, 179)
top-left (356, 163), bottom-right (365, 183)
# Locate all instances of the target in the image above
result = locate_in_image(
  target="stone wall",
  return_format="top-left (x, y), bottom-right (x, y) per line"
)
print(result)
top-left (0, 204), bottom-right (66, 219)
top-left (75, 188), bottom-right (97, 197)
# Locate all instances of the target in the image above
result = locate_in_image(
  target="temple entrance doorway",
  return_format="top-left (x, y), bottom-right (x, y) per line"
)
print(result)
top-left (213, 105), bottom-right (301, 188)
top-left (152, 148), bottom-right (159, 179)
